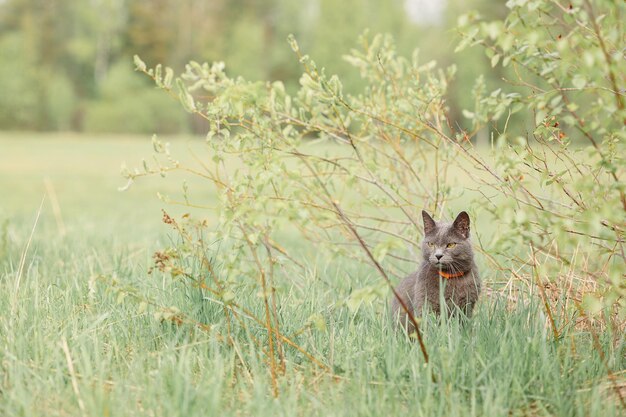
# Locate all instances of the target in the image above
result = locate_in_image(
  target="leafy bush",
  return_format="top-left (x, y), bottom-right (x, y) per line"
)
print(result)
top-left (124, 0), bottom-right (624, 398)
top-left (456, 0), bottom-right (625, 322)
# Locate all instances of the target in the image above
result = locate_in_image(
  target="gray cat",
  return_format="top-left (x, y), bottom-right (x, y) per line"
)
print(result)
top-left (391, 210), bottom-right (481, 333)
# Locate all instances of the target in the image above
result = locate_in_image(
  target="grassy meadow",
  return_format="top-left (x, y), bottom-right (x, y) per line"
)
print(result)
top-left (0, 133), bottom-right (624, 416)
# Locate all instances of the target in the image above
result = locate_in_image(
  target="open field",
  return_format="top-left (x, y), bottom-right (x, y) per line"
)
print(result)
top-left (0, 134), bottom-right (624, 416)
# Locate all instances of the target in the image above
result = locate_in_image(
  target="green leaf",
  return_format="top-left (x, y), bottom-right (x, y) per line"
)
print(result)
top-left (176, 79), bottom-right (196, 112)
top-left (133, 55), bottom-right (146, 72)
top-left (462, 110), bottom-right (475, 119)
top-left (491, 54), bottom-right (501, 67)
top-left (163, 67), bottom-right (174, 88)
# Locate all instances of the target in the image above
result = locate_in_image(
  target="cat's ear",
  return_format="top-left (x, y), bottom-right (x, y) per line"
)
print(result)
top-left (422, 210), bottom-right (436, 235)
top-left (453, 211), bottom-right (471, 239)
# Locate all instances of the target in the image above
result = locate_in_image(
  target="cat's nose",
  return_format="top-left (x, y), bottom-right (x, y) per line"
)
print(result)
top-left (435, 254), bottom-right (443, 260)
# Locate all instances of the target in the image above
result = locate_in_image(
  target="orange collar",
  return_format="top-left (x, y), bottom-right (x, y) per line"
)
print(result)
top-left (438, 270), bottom-right (466, 279)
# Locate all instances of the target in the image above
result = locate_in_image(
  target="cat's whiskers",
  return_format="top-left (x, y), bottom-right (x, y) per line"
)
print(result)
top-left (448, 262), bottom-right (461, 276)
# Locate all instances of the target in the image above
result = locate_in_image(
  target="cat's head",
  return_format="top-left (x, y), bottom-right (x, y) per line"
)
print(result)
top-left (421, 210), bottom-right (474, 272)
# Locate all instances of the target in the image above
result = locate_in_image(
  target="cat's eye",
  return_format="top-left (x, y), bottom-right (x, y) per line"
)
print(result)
top-left (446, 243), bottom-right (457, 248)
top-left (427, 242), bottom-right (434, 247)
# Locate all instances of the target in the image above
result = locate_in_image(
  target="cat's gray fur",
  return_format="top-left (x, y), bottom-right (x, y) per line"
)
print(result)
top-left (391, 210), bottom-right (481, 333)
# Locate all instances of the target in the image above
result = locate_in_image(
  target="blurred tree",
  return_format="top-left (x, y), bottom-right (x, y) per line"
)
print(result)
top-left (123, 0), bottom-right (225, 69)
top-left (84, 60), bottom-right (187, 134)
top-left (309, 0), bottom-right (412, 92)
top-left (0, 0), bottom-right (127, 129)
top-left (0, 0), bottom-right (509, 134)
top-left (125, 0), bottom-right (175, 66)
top-left (0, 33), bottom-right (40, 128)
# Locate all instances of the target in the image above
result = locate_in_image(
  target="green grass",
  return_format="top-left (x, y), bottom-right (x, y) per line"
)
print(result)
top-left (1, 133), bottom-right (623, 416)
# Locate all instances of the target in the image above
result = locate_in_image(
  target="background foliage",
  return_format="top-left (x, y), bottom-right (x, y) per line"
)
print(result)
top-left (122, 0), bottom-right (624, 405)
top-left (0, 0), bottom-right (504, 134)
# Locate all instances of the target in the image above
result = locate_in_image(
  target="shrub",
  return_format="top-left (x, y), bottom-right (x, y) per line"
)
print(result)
top-left (456, 0), bottom-right (625, 324)
top-left (123, 0), bottom-right (624, 396)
